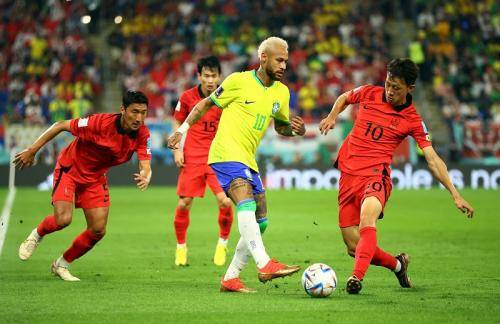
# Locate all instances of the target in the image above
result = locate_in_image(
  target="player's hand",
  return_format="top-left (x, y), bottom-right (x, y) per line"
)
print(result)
top-left (173, 149), bottom-right (184, 168)
top-left (134, 171), bottom-right (150, 191)
top-left (454, 196), bottom-right (474, 218)
top-left (291, 116), bottom-right (306, 136)
top-left (167, 132), bottom-right (182, 150)
top-left (319, 116), bottom-right (336, 135)
top-left (12, 148), bottom-right (37, 169)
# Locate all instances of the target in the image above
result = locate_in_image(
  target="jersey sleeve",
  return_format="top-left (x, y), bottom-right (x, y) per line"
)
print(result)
top-left (69, 114), bottom-right (100, 141)
top-left (410, 119), bottom-right (432, 149)
top-left (272, 88), bottom-right (290, 125)
top-left (209, 73), bottom-right (239, 109)
top-left (346, 85), bottom-right (373, 104)
top-left (173, 93), bottom-right (190, 122)
top-left (136, 127), bottom-right (152, 161)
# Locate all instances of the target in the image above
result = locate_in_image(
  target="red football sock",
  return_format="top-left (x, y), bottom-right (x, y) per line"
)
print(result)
top-left (63, 229), bottom-right (103, 263)
top-left (218, 206), bottom-right (233, 240)
top-left (353, 226), bottom-right (377, 280)
top-left (36, 215), bottom-right (64, 237)
top-left (174, 207), bottom-right (190, 244)
top-left (371, 246), bottom-right (397, 270)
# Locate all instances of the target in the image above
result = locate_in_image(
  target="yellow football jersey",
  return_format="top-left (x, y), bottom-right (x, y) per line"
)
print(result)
top-left (208, 70), bottom-right (290, 171)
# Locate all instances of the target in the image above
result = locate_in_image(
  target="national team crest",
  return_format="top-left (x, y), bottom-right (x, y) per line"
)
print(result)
top-left (272, 102), bottom-right (280, 114)
top-left (390, 117), bottom-right (400, 129)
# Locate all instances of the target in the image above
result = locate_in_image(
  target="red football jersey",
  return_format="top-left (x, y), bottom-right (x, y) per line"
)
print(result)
top-left (57, 113), bottom-right (151, 183)
top-left (174, 85), bottom-right (221, 164)
top-left (336, 85), bottom-right (432, 176)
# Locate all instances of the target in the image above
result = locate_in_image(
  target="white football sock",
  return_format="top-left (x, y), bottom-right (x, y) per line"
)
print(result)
top-left (223, 237), bottom-right (250, 281)
top-left (31, 228), bottom-right (41, 241)
top-left (238, 209), bottom-right (270, 269)
top-left (218, 238), bottom-right (228, 246)
top-left (56, 256), bottom-right (70, 268)
top-left (176, 243), bottom-right (186, 249)
top-left (394, 260), bottom-right (402, 272)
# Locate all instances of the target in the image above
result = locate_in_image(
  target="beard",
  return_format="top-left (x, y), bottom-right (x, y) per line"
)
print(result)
top-left (265, 65), bottom-right (283, 81)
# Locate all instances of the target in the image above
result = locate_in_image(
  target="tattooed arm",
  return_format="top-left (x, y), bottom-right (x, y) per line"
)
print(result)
top-left (167, 97), bottom-right (213, 149)
top-left (274, 116), bottom-right (306, 137)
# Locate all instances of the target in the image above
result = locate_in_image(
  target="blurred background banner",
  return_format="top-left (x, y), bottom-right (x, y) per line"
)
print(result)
top-left (0, 0), bottom-right (498, 188)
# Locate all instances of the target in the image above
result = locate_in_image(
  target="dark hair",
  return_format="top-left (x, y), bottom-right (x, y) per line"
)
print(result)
top-left (197, 56), bottom-right (221, 74)
top-left (387, 58), bottom-right (419, 86)
top-left (122, 90), bottom-right (148, 108)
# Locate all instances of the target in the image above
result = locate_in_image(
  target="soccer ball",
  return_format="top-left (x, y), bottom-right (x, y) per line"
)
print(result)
top-left (301, 263), bottom-right (337, 298)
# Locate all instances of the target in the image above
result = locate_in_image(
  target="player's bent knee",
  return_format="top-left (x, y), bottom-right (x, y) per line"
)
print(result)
top-left (178, 197), bottom-right (193, 210)
top-left (54, 213), bottom-right (72, 227)
top-left (347, 246), bottom-right (356, 257)
top-left (221, 197), bottom-right (232, 208)
top-left (89, 227), bottom-right (106, 238)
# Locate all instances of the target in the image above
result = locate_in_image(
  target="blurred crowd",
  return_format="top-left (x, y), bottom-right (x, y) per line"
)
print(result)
top-left (409, 0), bottom-right (499, 159)
top-left (1, 0), bottom-right (498, 166)
top-left (0, 0), bottom-right (101, 128)
top-left (107, 0), bottom-right (392, 122)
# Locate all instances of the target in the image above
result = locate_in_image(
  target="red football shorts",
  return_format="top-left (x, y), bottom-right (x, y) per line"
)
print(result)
top-left (177, 163), bottom-right (223, 198)
top-left (51, 165), bottom-right (110, 209)
top-left (338, 172), bottom-right (392, 228)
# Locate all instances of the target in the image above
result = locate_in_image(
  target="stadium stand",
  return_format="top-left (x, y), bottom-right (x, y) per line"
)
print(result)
top-left (409, 0), bottom-right (499, 160)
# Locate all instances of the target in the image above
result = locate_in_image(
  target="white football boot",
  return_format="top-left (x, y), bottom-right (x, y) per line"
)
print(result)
top-left (51, 261), bottom-right (80, 281)
top-left (19, 229), bottom-right (42, 260)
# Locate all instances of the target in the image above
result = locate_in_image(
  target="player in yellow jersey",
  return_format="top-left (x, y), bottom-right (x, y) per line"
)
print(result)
top-left (168, 36), bottom-right (306, 293)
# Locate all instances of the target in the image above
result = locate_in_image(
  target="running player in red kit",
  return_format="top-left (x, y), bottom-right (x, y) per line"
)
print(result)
top-left (172, 56), bottom-right (233, 266)
top-left (15, 90), bottom-right (152, 281)
top-left (319, 58), bottom-right (474, 294)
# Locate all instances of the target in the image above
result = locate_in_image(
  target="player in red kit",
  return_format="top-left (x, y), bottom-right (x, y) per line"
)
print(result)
top-left (319, 58), bottom-right (474, 294)
top-left (15, 90), bottom-right (152, 281)
top-left (172, 56), bottom-right (233, 266)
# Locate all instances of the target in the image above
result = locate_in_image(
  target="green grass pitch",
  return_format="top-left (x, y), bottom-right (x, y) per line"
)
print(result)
top-left (0, 187), bottom-right (499, 323)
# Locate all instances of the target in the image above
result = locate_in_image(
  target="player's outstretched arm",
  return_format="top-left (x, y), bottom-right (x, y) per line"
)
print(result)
top-left (167, 97), bottom-right (213, 150)
top-left (13, 120), bottom-right (71, 169)
top-left (423, 146), bottom-right (474, 218)
top-left (319, 92), bottom-right (349, 135)
top-left (134, 160), bottom-right (152, 191)
top-left (274, 116), bottom-right (306, 136)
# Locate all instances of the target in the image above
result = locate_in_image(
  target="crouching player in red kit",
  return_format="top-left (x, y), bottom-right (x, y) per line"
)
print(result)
top-left (319, 58), bottom-right (474, 294)
top-left (172, 56), bottom-right (233, 266)
top-left (15, 90), bottom-right (152, 281)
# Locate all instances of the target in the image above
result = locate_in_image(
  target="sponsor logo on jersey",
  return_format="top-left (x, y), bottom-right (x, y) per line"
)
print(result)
top-left (272, 102), bottom-right (280, 114)
top-left (214, 86), bottom-right (224, 98)
top-left (78, 117), bottom-right (89, 127)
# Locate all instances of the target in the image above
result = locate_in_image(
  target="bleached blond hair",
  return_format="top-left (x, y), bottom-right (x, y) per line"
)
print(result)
top-left (257, 36), bottom-right (288, 58)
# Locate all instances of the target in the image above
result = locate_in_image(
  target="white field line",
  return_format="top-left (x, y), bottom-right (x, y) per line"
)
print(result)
top-left (0, 187), bottom-right (16, 255)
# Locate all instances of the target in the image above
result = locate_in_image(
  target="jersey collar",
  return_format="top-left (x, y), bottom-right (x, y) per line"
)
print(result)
top-left (197, 85), bottom-right (207, 98)
top-left (115, 114), bottom-right (138, 138)
top-left (382, 91), bottom-right (413, 111)
top-left (253, 70), bottom-right (274, 89)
